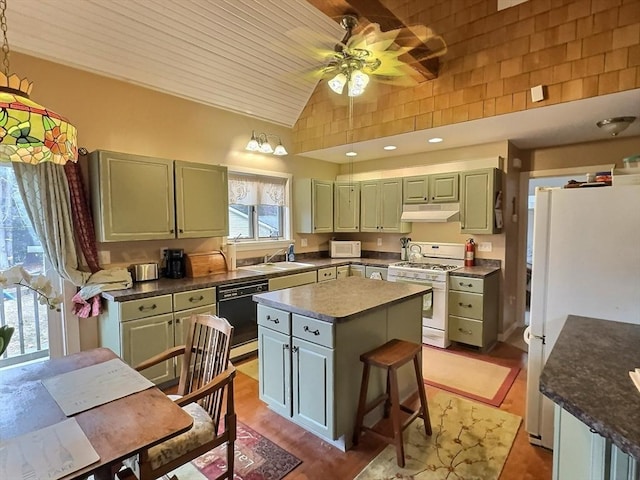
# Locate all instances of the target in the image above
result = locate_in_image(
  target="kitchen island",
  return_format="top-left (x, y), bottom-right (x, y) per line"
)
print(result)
top-left (540, 315), bottom-right (640, 479)
top-left (253, 276), bottom-right (430, 451)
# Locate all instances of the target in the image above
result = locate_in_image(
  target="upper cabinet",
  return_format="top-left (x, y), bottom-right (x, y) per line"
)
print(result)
top-left (460, 168), bottom-right (501, 234)
top-left (403, 173), bottom-right (459, 204)
top-left (89, 150), bottom-right (228, 242)
top-left (174, 161), bottom-right (228, 238)
top-left (294, 179), bottom-right (333, 234)
top-left (361, 178), bottom-right (411, 233)
top-left (333, 182), bottom-right (360, 232)
top-left (429, 173), bottom-right (459, 203)
top-left (403, 176), bottom-right (429, 203)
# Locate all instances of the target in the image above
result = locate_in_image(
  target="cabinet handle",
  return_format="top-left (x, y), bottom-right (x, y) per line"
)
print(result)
top-left (189, 295), bottom-right (204, 303)
top-left (139, 304), bottom-right (157, 312)
top-left (168, 319), bottom-right (173, 325)
top-left (179, 229), bottom-right (184, 233)
top-left (589, 427), bottom-right (599, 434)
top-left (266, 315), bottom-right (280, 324)
top-left (283, 344), bottom-right (289, 351)
top-left (459, 302), bottom-right (473, 308)
top-left (458, 327), bottom-right (473, 335)
top-left (292, 346), bottom-right (299, 353)
top-left (175, 318), bottom-right (180, 324)
top-left (303, 326), bottom-right (320, 336)
top-left (459, 282), bottom-right (473, 288)
top-left (170, 229), bottom-right (174, 233)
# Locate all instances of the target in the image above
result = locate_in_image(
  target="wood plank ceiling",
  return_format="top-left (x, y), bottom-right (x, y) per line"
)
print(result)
top-left (6, 0), bottom-right (345, 127)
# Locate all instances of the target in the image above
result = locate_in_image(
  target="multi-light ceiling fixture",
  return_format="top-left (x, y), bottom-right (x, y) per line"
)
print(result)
top-left (0, 0), bottom-right (77, 164)
top-left (245, 131), bottom-right (288, 156)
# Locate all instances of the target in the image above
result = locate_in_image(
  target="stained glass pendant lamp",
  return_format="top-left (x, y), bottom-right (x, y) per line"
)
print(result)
top-left (0, 0), bottom-right (78, 164)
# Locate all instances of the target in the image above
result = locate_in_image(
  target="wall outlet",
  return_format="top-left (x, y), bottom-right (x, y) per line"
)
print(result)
top-left (98, 250), bottom-right (111, 265)
top-left (477, 242), bottom-right (492, 252)
top-left (300, 238), bottom-right (308, 247)
top-left (377, 238), bottom-right (383, 246)
top-left (160, 247), bottom-right (168, 260)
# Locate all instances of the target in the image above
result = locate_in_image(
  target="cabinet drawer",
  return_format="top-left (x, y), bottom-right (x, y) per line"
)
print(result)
top-left (120, 295), bottom-right (173, 321)
top-left (292, 314), bottom-right (334, 348)
top-left (257, 305), bottom-right (291, 335)
top-left (449, 291), bottom-right (484, 319)
top-left (173, 287), bottom-right (216, 311)
top-left (449, 315), bottom-right (483, 347)
top-left (268, 270), bottom-right (317, 291)
top-left (317, 266), bottom-right (336, 282)
top-left (449, 275), bottom-right (484, 293)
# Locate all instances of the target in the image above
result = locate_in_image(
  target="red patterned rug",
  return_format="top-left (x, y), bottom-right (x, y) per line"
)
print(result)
top-left (168, 421), bottom-right (301, 480)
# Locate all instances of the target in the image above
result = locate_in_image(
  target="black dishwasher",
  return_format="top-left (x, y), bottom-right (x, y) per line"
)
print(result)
top-left (216, 279), bottom-right (268, 348)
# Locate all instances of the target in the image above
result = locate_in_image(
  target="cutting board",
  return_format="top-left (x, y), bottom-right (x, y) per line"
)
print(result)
top-left (185, 251), bottom-right (227, 277)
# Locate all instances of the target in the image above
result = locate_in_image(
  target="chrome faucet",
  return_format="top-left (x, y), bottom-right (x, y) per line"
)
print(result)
top-left (264, 248), bottom-right (285, 264)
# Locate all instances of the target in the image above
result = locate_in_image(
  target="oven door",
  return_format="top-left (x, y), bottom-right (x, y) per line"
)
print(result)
top-left (391, 277), bottom-right (446, 329)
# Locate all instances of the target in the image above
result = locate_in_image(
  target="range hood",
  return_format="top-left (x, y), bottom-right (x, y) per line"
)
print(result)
top-left (401, 203), bottom-right (460, 222)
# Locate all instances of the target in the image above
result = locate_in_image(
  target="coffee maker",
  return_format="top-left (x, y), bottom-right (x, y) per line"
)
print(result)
top-left (164, 249), bottom-right (185, 279)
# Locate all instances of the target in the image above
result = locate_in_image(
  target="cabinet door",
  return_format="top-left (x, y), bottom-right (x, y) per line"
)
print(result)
top-left (292, 337), bottom-right (334, 439)
top-left (334, 182), bottom-right (360, 232)
top-left (175, 162), bottom-right (228, 238)
top-left (403, 176), bottom-right (429, 203)
top-left (122, 313), bottom-right (175, 384)
top-left (350, 265), bottom-right (366, 277)
top-left (90, 151), bottom-right (175, 241)
top-left (429, 173), bottom-right (459, 203)
top-left (460, 168), bottom-right (498, 234)
top-left (336, 265), bottom-right (349, 279)
top-left (258, 327), bottom-right (291, 418)
top-left (378, 179), bottom-right (404, 232)
top-left (360, 181), bottom-right (380, 232)
top-left (365, 266), bottom-right (388, 280)
top-left (313, 180), bottom-right (334, 233)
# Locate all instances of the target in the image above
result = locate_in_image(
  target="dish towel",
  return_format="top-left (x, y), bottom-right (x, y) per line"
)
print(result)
top-left (72, 267), bottom-right (133, 318)
top-left (630, 369), bottom-right (640, 393)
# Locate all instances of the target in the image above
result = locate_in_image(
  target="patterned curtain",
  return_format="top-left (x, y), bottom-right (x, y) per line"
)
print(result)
top-left (228, 172), bottom-right (286, 206)
top-left (64, 154), bottom-right (100, 273)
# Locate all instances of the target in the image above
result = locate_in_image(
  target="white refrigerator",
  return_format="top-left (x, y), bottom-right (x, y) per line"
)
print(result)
top-left (525, 184), bottom-right (640, 449)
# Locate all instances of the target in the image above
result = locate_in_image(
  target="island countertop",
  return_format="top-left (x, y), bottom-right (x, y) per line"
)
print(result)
top-left (253, 276), bottom-right (430, 324)
top-left (540, 315), bottom-right (640, 460)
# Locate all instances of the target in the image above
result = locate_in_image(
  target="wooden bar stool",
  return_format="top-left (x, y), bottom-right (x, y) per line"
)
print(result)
top-left (352, 339), bottom-right (432, 467)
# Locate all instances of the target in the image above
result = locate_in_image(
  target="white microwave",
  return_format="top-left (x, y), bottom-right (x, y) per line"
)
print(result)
top-left (330, 240), bottom-right (361, 258)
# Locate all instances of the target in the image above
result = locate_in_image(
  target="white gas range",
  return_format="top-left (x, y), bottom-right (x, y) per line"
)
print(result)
top-left (387, 242), bottom-right (465, 348)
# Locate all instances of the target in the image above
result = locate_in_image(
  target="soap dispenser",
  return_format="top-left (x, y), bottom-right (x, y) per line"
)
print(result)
top-left (287, 243), bottom-right (295, 262)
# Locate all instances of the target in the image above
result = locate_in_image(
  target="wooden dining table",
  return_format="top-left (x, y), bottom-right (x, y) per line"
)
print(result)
top-left (0, 347), bottom-right (193, 480)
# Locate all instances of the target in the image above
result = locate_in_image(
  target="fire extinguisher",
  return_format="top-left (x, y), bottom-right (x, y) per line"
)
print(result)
top-left (465, 238), bottom-right (475, 267)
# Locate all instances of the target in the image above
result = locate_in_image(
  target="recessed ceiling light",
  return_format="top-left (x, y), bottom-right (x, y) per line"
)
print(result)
top-left (346, 151), bottom-right (358, 157)
top-left (383, 145), bottom-right (397, 150)
top-left (428, 137), bottom-right (443, 143)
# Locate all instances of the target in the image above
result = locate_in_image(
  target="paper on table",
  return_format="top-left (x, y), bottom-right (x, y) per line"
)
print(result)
top-left (42, 358), bottom-right (154, 416)
top-left (630, 368), bottom-right (640, 394)
top-left (0, 418), bottom-right (99, 480)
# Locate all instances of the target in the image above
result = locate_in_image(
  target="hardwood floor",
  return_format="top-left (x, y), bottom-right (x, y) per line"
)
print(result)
top-left (231, 341), bottom-right (553, 480)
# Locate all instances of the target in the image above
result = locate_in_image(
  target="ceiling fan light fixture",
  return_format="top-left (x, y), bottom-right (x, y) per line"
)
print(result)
top-left (328, 73), bottom-right (347, 94)
top-left (348, 70), bottom-right (369, 97)
top-left (596, 116), bottom-right (636, 136)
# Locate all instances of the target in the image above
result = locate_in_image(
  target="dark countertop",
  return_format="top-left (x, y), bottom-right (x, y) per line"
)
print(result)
top-left (102, 257), bottom-right (397, 302)
top-left (540, 315), bottom-right (640, 460)
top-left (450, 266), bottom-right (500, 278)
top-left (252, 276), bottom-right (431, 324)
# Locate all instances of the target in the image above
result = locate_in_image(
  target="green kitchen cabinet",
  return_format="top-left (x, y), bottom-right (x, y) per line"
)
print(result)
top-left (460, 168), bottom-right (501, 234)
top-left (403, 175), bottom-right (429, 203)
top-left (258, 326), bottom-right (291, 418)
top-left (90, 150), bottom-right (175, 242)
top-left (294, 179), bottom-right (334, 233)
top-left (429, 173), bottom-right (459, 203)
top-left (174, 161), bottom-right (228, 238)
top-left (336, 265), bottom-right (350, 279)
top-left (90, 150), bottom-right (228, 241)
top-left (360, 178), bottom-right (411, 233)
top-left (333, 181), bottom-right (360, 232)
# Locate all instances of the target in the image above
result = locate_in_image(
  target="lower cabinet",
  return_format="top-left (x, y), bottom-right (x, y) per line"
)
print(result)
top-left (317, 266), bottom-right (337, 282)
top-left (336, 265), bottom-right (349, 279)
top-left (99, 287), bottom-right (216, 384)
top-left (553, 405), bottom-right (638, 480)
top-left (349, 264), bottom-right (365, 277)
top-left (365, 265), bottom-right (388, 280)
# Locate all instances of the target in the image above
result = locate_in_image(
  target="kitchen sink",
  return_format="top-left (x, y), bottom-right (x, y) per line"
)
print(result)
top-left (238, 261), bottom-right (315, 273)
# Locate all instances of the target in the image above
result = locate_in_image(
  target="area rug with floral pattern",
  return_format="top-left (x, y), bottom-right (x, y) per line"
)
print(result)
top-left (354, 391), bottom-right (521, 480)
top-left (166, 421), bottom-right (301, 480)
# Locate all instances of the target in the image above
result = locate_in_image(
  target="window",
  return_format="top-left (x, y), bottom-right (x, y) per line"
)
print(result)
top-left (228, 171), bottom-right (290, 242)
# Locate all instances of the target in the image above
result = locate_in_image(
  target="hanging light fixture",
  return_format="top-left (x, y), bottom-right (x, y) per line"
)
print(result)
top-left (245, 131), bottom-right (288, 156)
top-left (0, 0), bottom-right (77, 164)
top-left (596, 116), bottom-right (636, 136)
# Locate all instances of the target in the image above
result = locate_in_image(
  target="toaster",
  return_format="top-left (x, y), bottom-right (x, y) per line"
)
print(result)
top-left (130, 263), bottom-right (159, 282)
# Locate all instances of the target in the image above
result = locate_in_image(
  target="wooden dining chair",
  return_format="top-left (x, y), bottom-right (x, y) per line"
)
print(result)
top-left (118, 314), bottom-right (236, 480)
